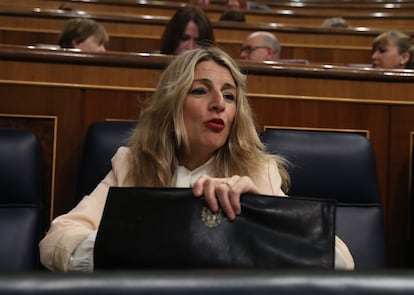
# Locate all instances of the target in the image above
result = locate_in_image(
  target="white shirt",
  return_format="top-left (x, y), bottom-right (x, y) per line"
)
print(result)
top-left (171, 158), bottom-right (214, 188)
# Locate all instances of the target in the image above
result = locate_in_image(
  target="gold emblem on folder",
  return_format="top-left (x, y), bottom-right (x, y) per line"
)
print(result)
top-left (202, 206), bottom-right (222, 228)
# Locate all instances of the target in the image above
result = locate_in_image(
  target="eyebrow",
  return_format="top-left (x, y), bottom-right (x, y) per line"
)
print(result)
top-left (192, 78), bottom-right (236, 89)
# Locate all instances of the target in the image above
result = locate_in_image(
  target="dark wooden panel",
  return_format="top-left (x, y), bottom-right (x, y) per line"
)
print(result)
top-left (82, 89), bottom-right (149, 131)
top-left (0, 84), bottom-right (83, 218)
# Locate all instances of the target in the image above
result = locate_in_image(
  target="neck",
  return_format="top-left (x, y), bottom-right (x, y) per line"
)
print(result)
top-left (179, 152), bottom-right (213, 171)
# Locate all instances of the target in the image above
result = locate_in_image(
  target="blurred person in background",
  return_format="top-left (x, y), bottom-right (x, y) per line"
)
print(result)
top-left (59, 18), bottom-right (108, 52)
top-left (189, 0), bottom-right (210, 5)
top-left (227, 0), bottom-right (270, 11)
top-left (371, 30), bottom-right (414, 69)
top-left (321, 16), bottom-right (350, 28)
top-left (219, 9), bottom-right (246, 22)
top-left (160, 7), bottom-right (215, 55)
top-left (240, 31), bottom-right (280, 61)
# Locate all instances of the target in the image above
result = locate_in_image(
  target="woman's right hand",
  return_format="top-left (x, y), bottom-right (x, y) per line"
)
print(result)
top-left (192, 174), bottom-right (259, 220)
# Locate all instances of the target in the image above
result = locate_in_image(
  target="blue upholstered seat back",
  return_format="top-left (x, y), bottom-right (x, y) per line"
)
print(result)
top-left (260, 128), bottom-right (387, 269)
top-left (0, 128), bottom-right (43, 271)
top-left (75, 121), bottom-right (136, 204)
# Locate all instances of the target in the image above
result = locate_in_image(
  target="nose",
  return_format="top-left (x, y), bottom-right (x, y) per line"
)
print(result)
top-left (228, 0), bottom-right (239, 8)
top-left (240, 50), bottom-right (248, 59)
top-left (188, 40), bottom-right (197, 49)
top-left (371, 50), bottom-right (379, 59)
top-left (210, 89), bottom-right (225, 112)
top-left (185, 38), bottom-right (199, 50)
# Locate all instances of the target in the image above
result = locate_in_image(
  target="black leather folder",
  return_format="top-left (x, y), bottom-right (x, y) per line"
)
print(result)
top-left (94, 187), bottom-right (335, 270)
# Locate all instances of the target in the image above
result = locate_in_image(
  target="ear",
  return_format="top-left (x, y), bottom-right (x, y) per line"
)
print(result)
top-left (267, 48), bottom-right (275, 60)
top-left (401, 51), bottom-right (410, 66)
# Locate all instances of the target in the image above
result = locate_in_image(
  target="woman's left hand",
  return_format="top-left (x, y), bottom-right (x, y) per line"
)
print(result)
top-left (192, 175), bottom-right (259, 220)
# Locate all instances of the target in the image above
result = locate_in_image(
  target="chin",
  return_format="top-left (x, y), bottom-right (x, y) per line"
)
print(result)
top-left (204, 140), bottom-right (226, 151)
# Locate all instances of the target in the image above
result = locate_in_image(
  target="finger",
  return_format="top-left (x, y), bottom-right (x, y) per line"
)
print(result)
top-left (228, 192), bottom-right (241, 216)
top-left (192, 174), bottom-right (209, 197)
top-left (202, 177), bottom-right (220, 213)
top-left (227, 176), bottom-right (260, 215)
top-left (230, 176), bottom-right (259, 195)
top-left (226, 176), bottom-right (242, 216)
top-left (216, 182), bottom-right (237, 220)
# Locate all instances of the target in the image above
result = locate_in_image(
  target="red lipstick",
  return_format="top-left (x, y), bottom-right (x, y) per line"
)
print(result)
top-left (204, 118), bottom-right (225, 131)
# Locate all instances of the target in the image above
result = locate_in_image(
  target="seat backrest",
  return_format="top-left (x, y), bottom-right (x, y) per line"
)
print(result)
top-left (260, 128), bottom-right (387, 269)
top-left (76, 121), bottom-right (137, 204)
top-left (0, 128), bottom-right (44, 271)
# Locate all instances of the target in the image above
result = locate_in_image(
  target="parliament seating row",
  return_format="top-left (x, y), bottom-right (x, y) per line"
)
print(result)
top-left (260, 0), bottom-right (414, 12)
top-left (0, 26), bottom-right (372, 64)
top-left (11, 0), bottom-right (414, 16)
top-left (0, 44), bottom-right (413, 267)
top-left (2, 1), bottom-right (410, 65)
top-left (39, 0), bottom-right (414, 29)
top-left (0, 4), bottom-right (400, 67)
top-left (0, 7), bottom-right (392, 47)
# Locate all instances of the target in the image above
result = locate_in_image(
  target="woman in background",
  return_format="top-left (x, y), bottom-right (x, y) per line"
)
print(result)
top-left (371, 30), bottom-right (414, 69)
top-left (160, 7), bottom-right (215, 55)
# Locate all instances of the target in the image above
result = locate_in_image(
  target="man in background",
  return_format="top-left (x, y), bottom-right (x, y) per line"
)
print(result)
top-left (240, 31), bottom-right (280, 61)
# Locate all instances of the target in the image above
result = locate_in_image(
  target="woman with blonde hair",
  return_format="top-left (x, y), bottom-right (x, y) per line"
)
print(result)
top-left (39, 47), bottom-right (353, 272)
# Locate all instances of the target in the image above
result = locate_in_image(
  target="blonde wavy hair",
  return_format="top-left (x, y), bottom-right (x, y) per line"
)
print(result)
top-left (127, 47), bottom-right (290, 192)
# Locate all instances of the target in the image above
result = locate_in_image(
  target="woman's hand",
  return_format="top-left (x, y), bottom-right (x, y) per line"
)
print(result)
top-left (192, 175), bottom-right (259, 220)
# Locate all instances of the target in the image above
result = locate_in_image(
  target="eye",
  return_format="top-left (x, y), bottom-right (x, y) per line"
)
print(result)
top-left (189, 87), bottom-right (207, 96)
top-left (377, 46), bottom-right (387, 54)
top-left (181, 34), bottom-right (191, 41)
top-left (241, 46), bottom-right (252, 54)
top-left (223, 92), bottom-right (236, 101)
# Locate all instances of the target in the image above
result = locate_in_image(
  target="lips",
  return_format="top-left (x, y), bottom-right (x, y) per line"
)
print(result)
top-left (204, 118), bottom-right (225, 131)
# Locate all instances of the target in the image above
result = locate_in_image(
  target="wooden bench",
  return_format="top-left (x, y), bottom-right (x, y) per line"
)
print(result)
top-left (0, 7), bottom-right (399, 48)
top-left (39, 0), bottom-right (414, 29)
top-left (0, 26), bottom-right (372, 64)
top-left (1, 44), bottom-right (414, 268)
top-left (262, 0), bottom-right (414, 13)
